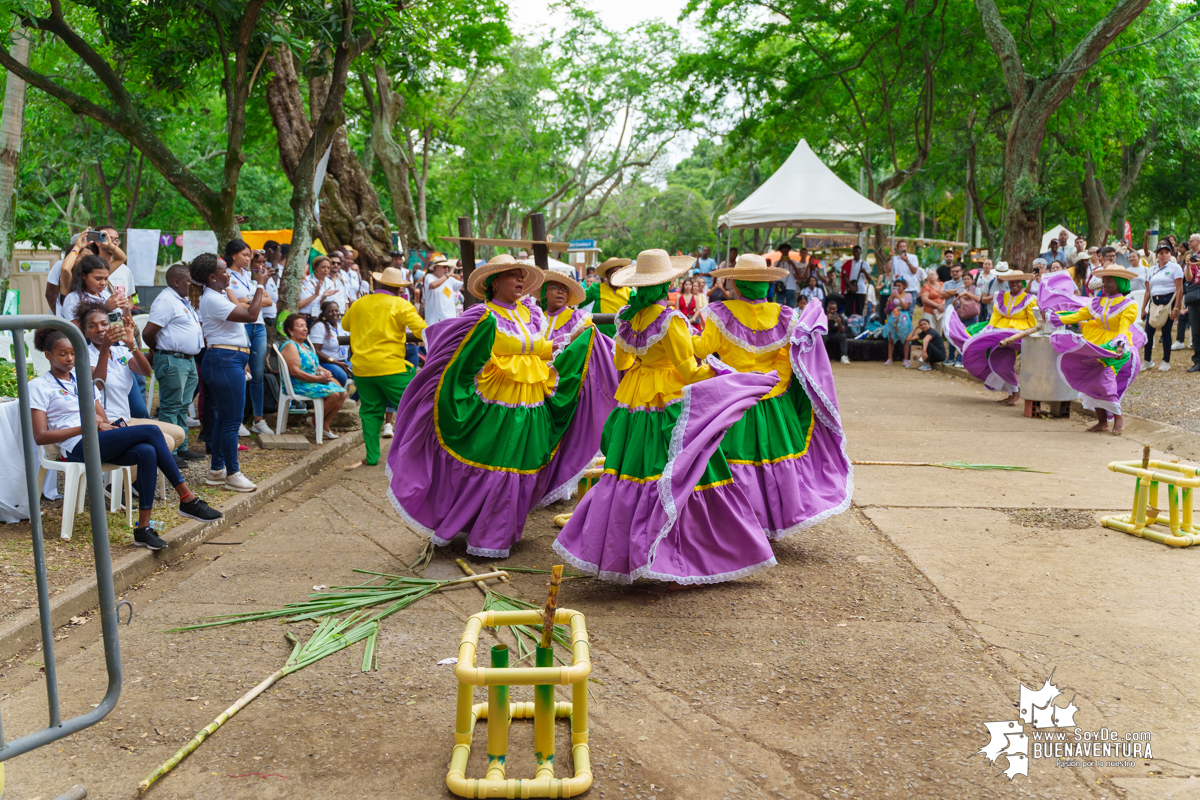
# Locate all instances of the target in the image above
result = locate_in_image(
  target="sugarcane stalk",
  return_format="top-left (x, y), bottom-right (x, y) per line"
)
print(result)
top-left (540, 565), bottom-right (564, 648)
top-left (999, 327), bottom-right (1038, 347)
top-left (136, 663), bottom-right (291, 793)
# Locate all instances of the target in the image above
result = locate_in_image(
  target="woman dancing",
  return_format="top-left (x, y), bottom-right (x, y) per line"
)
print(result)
top-left (386, 255), bottom-right (617, 557)
top-left (554, 249), bottom-right (778, 585)
top-left (692, 254), bottom-right (853, 539)
top-left (945, 263), bottom-right (1037, 405)
top-left (1049, 266), bottom-right (1143, 435)
top-left (541, 270), bottom-right (595, 345)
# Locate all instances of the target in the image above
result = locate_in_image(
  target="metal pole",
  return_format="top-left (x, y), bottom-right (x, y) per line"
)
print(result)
top-left (458, 217), bottom-right (479, 308)
top-left (14, 326), bottom-right (61, 727)
top-left (530, 213), bottom-right (549, 271)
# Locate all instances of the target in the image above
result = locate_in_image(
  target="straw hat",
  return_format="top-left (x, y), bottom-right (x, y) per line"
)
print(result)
top-left (993, 262), bottom-right (1033, 282)
top-left (1090, 266), bottom-right (1138, 281)
top-left (466, 254), bottom-right (544, 300)
top-left (711, 253), bottom-right (788, 282)
top-left (609, 250), bottom-right (694, 288)
top-left (370, 266), bottom-right (411, 288)
top-left (541, 269), bottom-right (586, 306)
top-left (595, 257), bottom-right (632, 279)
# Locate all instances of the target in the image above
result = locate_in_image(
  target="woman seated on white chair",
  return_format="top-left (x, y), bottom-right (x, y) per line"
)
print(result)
top-left (29, 328), bottom-right (221, 549)
top-left (76, 302), bottom-right (188, 466)
top-left (278, 313), bottom-right (347, 440)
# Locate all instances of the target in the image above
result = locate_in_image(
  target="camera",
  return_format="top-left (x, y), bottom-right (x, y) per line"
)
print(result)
top-left (86, 230), bottom-right (107, 244)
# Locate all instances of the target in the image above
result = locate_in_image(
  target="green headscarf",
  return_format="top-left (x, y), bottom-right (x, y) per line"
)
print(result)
top-left (734, 280), bottom-right (769, 300)
top-left (1114, 277), bottom-right (1130, 294)
top-left (618, 281), bottom-right (670, 321)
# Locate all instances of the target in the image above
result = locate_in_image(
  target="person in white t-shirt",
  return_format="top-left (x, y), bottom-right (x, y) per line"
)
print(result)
top-left (190, 253), bottom-right (263, 493)
top-left (29, 327), bottom-right (221, 549)
top-left (1140, 243), bottom-right (1184, 371)
top-left (890, 239), bottom-right (925, 293)
top-left (309, 300), bottom-right (353, 394)
top-left (144, 264), bottom-right (206, 460)
top-left (299, 256), bottom-right (339, 317)
top-left (423, 259), bottom-right (463, 325)
top-left (77, 302), bottom-right (185, 453)
top-left (58, 254), bottom-right (131, 323)
top-left (845, 244), bottom-right (872, 317)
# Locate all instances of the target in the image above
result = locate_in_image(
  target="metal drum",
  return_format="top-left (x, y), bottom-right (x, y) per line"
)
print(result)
top-left (1020, 334), bottom-right (1076, 402)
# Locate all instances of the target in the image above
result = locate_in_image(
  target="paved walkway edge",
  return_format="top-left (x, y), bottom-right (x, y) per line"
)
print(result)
top-left (0, 431), bottom-right (363, 663)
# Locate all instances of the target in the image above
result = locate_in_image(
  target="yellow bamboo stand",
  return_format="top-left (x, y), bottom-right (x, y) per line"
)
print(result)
top-left (447, 608), bottom-right (593, 798)
top-left (1102, 448), bottom-right (1200, 547)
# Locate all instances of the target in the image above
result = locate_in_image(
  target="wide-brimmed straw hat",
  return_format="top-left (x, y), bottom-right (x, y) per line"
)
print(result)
top-left (466, 254), bottom-right (544, 300)
top-left (1090, 266), bottom-right (1138, 281)
top-left (595, 257), bottom-right (632, 279)
top-left (711, 253), bottom-right (788, 282)
top-left (541, 269), bottom-right (586, 306)
top-left (610, 250), bottom-right (693, 288)
top-left (993, 262), bottom-right (1033, 282)
top-left (370, 266), bottom-right (411, 288)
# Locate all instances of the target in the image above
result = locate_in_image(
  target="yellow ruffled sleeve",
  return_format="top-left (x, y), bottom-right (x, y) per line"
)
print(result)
top-left (662, 316), bottom-right (714, 385)
top-left (691, 316), bottom-right (723, 359)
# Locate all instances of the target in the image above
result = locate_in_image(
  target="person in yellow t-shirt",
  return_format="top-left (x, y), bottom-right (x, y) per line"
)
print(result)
top-left (341, 266), bottom-right (427, 465)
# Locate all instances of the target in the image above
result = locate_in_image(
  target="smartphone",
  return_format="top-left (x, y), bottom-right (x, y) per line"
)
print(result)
top-left (86, 230), bottom-right (107, 243)
top-left (106, 309), bottom-right (125, 338)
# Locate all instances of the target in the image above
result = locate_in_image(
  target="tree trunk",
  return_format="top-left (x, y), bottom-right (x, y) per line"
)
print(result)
top-left (997, 112), bottom-right (1046, 268)
top-left (0, 29), bottom-right (29, 312)
top-left (362, 65), bottom-right (420, 249)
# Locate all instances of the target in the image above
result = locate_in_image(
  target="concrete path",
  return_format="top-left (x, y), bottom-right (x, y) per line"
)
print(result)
top-left (0, 363), bottom-right (1195, 799)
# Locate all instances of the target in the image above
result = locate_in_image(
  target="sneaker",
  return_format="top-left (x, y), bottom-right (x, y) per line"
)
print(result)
top-left (323, 429), bottom-right (340, 440)
top-left (840, 355), bottom-right (850, 365)
top-left (1189, 363), bottom-right (1200, 373)
top-left (205, 468), bottom-right (227, 486)
top-left (1172, 341), bottom-right (1185, 351)
top-left (179, 496), bottom-right (222, 522)
top-left (185, 415), bottom-right (201, 428)
top-left (250, 419), bottom-right (273, 435)
top-left (133, 527), bottom-right (168, 551)
top-left (918, 363), bottom-right (932, 371)
top-left (1143, 361), bottom-right (1155, 371)
top-left (1159, 361), bottom-right (1171, 372)
top-left (238, 424), bottom-right (251, 437)
top-left (381, 422), bottom-right (394, 439)
top-left (172, 454), bottom-right (188, 472)
top-left (224, 472), bottom-right (257, 492)
top-left (883, 359), bottom-right (893, 366)
top-left (903, 360), bottom-right (911, 368)
top-left (176, 448), bottom-right (206, 461)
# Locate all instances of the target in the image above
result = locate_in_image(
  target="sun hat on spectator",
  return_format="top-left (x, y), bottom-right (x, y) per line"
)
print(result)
top-left (610, 250), bottom-right (694, 288)
top-left (371, 266), bottom-right (412, 287)
top-left (993, 262), bottom-right (1033, 282)
top-left (595, 257), bottom-right (632, 278)
top-left (541, 269), bottom-right (586, 306)
top-left (711, 252), bottom-right (788, 282)
top-left (467, 254), bottom-right (544, 300)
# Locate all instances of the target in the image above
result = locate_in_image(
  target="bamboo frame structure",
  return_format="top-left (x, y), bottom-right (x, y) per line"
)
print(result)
top-left (447, 608), bottom-right (593, 798)
top-left (1102, 455), bottom-right (1200, 547)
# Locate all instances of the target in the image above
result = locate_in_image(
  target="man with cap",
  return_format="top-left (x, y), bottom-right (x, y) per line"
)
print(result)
top-left (583, 256), bottom-right (634, 337)
top-left (341, 265), bottom-right (427, 466)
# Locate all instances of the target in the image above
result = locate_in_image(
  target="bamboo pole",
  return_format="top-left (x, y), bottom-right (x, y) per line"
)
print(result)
top-left (540, 566), bottom-right (564, 649)
top-left (999, 327), bottom-right (1038, 347)
top-left (137, 665), bottom-right (290, 793)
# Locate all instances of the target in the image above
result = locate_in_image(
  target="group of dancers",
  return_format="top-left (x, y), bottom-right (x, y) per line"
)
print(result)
top-left (385, 249), bottom-right (853, 585)
top-left (945, 260), bottom-right (1143, 434)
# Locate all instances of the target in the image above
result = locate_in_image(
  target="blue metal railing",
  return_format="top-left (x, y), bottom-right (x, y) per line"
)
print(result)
top-left (0, 315), bottom-right (121, 762)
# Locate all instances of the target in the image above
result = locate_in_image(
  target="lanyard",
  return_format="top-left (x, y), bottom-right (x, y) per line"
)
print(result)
top-left (51, 373), bottom-right (78, 398)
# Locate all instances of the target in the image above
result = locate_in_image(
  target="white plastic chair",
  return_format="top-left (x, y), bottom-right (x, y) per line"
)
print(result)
top-left (36, 444), bottom-right (133, 540)
top-left (12, 330), bottom-right (51, 376)
top-left (131, 313), bottom-right (156, 410)
top-left (272, 342), bottom-right (324, 444)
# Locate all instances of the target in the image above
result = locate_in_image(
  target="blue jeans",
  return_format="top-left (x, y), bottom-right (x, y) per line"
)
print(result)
top-left (244, 323), bottom-right (267, 418)
top-left (127, 374), bottom-right (149, 419)
top-left (68, 425), bottom-right (182, 510)
top-left (202, 348), bottom-right (248, 474)
top-left (782, 289), bottom-right (797, 308)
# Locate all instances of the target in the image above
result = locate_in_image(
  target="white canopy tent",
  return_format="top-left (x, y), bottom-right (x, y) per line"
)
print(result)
top-left (718, 140), bottom-right (897, 233)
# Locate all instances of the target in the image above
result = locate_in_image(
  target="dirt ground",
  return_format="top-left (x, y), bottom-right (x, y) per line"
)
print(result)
top-left (0, 364), bottom-right (1194, 799)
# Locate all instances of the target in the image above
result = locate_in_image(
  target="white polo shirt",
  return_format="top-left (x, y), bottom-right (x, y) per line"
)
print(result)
top-left (198, 287), bottom-right (248, 347)
top-left (1147, 262), bottom-right (1183, 297)
top-left (29, 372), bottom-right (84, 456)
top-left (300, 275), bottom-right (338, 316)
top-left (263, 276), bottom-right (280, 320)
top-left (148, 287), bottom-right (204, 355)
top-left (308, 320), bottom-right (347, 361)
top-left (88, 341), bottom-right (135, 420)
top-left (226, 267), bottom-right (265, 324)
top-left (59, 289), bottom-right (110, 324)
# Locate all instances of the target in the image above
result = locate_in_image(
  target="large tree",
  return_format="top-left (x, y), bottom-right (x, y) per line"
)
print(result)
top-left (974, 0), bottom-right (1153, 263)
top-left (0, 0), bottom-right (272, 244)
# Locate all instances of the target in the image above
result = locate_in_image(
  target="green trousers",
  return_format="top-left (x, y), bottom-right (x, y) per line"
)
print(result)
top-left (153, 352), bottom-right (198, 454)
top-left (356, 369), bottom-right (417, 465)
